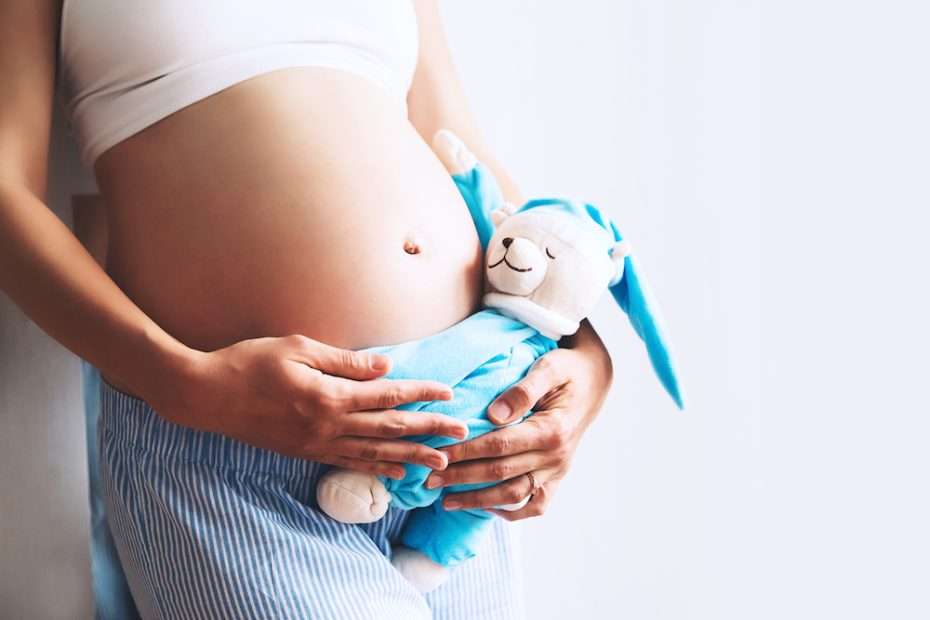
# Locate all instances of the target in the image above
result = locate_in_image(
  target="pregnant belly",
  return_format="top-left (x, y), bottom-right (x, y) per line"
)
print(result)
top-left (93, 67), bottom-right (485, 354)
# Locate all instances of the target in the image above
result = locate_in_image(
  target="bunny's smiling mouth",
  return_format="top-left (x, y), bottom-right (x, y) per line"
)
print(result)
top-left (489, 254), bottom-right (533, 272)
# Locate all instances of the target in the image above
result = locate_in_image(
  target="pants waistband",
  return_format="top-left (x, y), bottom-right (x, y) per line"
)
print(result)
top-left (99, 309), bottom-right (546, 474)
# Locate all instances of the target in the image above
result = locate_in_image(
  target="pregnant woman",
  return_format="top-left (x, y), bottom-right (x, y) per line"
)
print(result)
top-left (0, 1), bottom-right (614, 618)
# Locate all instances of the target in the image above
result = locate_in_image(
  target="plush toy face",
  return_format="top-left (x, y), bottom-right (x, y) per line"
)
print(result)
top-left (484, 209), bottom-right (621, 337)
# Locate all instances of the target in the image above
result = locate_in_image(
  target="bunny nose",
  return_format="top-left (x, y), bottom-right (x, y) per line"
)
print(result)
top-left (502, 237), bottom-right (513, 248)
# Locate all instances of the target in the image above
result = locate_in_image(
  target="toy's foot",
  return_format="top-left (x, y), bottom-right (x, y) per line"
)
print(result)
top-left (316, 469), bottom-right (390, 524)
top-left (432, 129), bottom-right (477, 175)
top-left (391, 546), bottom-right (450, 594)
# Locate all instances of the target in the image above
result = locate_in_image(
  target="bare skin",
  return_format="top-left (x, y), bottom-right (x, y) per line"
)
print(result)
top-left (0, 0), bottom-right (613, 517)
top-left (95, 67), bottom-right (485, 358)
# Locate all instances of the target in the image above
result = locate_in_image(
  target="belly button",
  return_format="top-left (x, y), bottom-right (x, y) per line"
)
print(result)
top-left (403, 236), bottom-right (422, 255)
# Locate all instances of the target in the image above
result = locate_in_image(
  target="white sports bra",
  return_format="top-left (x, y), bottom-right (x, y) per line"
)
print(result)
top-left (56, 0), bottom-right (420, 171)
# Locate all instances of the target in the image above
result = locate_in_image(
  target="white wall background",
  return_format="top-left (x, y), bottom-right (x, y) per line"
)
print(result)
top-left (446, 2), bottom-right (761, 617)
top-left (1, 1), bottom-right (927, 618)
top-left (0, 90), bottom-right (98, 617)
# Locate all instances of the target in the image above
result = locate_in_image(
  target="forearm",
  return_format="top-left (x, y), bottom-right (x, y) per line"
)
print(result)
top-left (561, 319), bottom-right (613, 397)
top-left (408, 0), bottom-right (523, 206)
top-left (410, 104), bottom-right (523, 207)
top-left (0, 180), bottom-right (199, 406)
top-left (563, 318), bottom-right (604, 351)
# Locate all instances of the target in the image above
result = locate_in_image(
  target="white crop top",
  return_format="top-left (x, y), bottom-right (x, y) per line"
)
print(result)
top-left (56, 0), bottom-right (420, 171)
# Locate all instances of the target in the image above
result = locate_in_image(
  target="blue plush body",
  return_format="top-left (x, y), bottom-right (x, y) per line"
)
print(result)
top-left (362, 310), bottom-right (556, 566)
top-left (357, 161), bottom-right (556, 567)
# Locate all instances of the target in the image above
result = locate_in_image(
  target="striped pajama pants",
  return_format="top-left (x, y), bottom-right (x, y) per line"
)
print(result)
top-left (99, 379), bottom-right (527, 619)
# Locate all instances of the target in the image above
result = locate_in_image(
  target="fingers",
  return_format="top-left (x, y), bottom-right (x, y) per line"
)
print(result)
top-left (326, 455), bottom-right (407, 481)
top-left (287, 335), bottom-right (393, 381)
top-left (439, 419), bottom-right (544, 464)
top-left (487, 356), bottom-right (562, 424)
top-left (342, 410), bottom-right (468, 441)
top-left (442, 468), bottom-right (555, 511)
top-left (334, 437), bottom-right (450, 470)
top-left (325, 376), bottom-right (454, 411)
top-left (424, 451), bottom-right (549, 489)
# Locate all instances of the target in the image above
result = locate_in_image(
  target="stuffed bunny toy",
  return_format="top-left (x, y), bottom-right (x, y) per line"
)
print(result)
top-left (315, 129), bottom-right (684, 593)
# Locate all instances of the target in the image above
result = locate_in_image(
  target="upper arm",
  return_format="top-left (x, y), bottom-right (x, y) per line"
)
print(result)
top-left (0, 0), bottom-right (61, 199)
top-left (407, 0), bottom-right (484, 149)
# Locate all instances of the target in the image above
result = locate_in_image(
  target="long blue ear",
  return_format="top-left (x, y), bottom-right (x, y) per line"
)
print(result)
top-left (584, 204), bottom-right (685, 410)
top-left (451, 162), bottom-right (506, 251)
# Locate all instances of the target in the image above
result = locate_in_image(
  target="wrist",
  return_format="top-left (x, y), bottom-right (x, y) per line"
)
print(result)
top-left (566, 321), bottom-right (613, 387)
top-left (134, 327), bottom-right (207, 421)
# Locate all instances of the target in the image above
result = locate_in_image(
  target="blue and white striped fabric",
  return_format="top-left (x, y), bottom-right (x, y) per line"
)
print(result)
top-left (98, 367), bottom-right (527, 619)
top-left (82, 360), bottom-right (141, 620)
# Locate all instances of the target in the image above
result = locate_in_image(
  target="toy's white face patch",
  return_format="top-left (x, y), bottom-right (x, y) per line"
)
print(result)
top-left (486, 211), bottom-right (615, 307)
top-left (487, 214), bottom-right (567, 296)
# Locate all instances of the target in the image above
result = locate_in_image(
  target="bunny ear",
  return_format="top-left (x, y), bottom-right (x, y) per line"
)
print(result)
top-left (434, 128), bottom-right (508, 250)
top-left (582, 203), bottom-right (684, 409)
top-left (452, 162), bottom-right (508, 250)
top-left (611, 255), bottom-right (685, 409)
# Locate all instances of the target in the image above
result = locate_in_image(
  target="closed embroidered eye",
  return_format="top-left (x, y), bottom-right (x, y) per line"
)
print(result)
top-left (545, 247), bottom-right (556, 259)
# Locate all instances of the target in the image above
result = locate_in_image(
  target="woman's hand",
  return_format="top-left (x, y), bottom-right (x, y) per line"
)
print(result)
top-left (424, 320), bottom-right (613, 519)
top-left (153, 334), bottom-right (469, 480)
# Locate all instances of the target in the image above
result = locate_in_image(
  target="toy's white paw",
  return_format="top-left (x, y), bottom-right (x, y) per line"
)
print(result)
top-left (391, 546), bottom-right (450, 593)
top-left (432, 128), bottom-right (477, 174)
top-left (491, 201), bottom-right (518, 226)
top-left (316, 468), bottom-right (391, 524)
top-left (493, 494), bottom-right (531, 512)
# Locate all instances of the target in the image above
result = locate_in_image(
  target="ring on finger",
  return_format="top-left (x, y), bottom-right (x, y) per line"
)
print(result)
top-left (526, 471), bottom-right (542, 498)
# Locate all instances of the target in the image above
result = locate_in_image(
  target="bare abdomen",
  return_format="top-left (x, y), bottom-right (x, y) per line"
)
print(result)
top-left (93, 67), bottom-right (484, 355)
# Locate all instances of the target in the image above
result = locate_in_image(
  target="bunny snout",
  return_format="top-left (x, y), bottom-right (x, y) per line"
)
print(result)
top-left (487, 236), bottom-right (547, 296)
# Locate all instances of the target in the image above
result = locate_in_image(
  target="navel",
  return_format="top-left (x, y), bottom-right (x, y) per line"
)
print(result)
top-left (403, 235), bottom-right (422, 255)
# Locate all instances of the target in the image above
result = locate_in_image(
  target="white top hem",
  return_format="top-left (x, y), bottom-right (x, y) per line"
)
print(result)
top-left (70, 42), bottom-right (408, 171)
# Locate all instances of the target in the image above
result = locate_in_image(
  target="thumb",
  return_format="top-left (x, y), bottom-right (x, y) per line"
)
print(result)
top-left (291, 337), bottom-right (392, 380)
top-left (487, 359), bottom-right (555, 425)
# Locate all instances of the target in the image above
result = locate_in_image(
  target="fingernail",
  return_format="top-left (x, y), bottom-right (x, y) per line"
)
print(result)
top-left (445, 499), bottom-right (461, 510)
top-left (370, 355), bottom-right (390, 371)
top-left (487, 401), bottom-right (512, 423)
top-left (429, 455), bottom-right (447, 470)
top-left (426, 475), bottom-right (443, 489)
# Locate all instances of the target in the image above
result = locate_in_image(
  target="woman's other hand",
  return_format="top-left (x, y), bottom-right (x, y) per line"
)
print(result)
top-left (152, 334), bottom-right (469, 480)
top-left (424, 320), bottom-right (613, 519)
